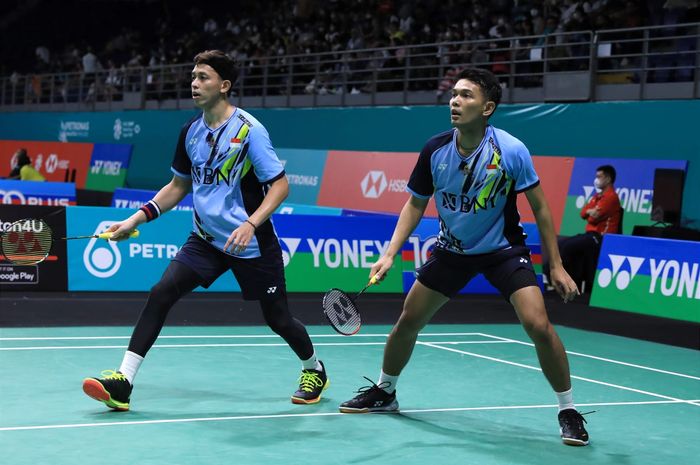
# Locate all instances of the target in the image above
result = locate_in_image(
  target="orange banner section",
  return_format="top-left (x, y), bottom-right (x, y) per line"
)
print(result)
top-left (516, 156), bottom-right (574, 233)
top-left (0, 140), bottom-right (93, 187)
top-left (318, 151), bottom-right (437, 216)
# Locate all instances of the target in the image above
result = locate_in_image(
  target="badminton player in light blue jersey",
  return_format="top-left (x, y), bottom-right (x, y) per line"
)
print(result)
top-left (82, 50), bottom-right (328, 411)
top-left (340, 68), bottom-right (590, 446)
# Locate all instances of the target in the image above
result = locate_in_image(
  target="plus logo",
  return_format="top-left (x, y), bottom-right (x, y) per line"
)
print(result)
top-left (360, 171), bottom-right (388, 199)
top-left (597, 254), bottom-right (645, 290)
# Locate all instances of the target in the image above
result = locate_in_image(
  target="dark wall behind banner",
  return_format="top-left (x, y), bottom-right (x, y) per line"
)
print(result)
top-left (0, 101), bottom-right (697, 227)
top-left (0, 205), bottom-right (67, 291)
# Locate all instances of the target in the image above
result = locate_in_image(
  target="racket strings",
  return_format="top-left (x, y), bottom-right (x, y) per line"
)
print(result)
top-left (322, 288), bottom-right (361, 334)
top-left (1, 220), bottom-right (53, 265)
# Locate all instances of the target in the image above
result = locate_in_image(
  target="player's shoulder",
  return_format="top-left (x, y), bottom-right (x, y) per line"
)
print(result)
top-left (491, 126), bottom-right (528, 154)
top-left (421, 129), bottom-right (454, 154)
top-left (235, 108), bottom-right (261, 129)
top-left (182, 112), bottom-right (203, 131)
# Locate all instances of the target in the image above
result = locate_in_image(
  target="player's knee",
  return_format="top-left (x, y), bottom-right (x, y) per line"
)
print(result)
top-left (394, 310), bottom-right (427, 335)
top-left (522, 318), bottom-right (552, 342)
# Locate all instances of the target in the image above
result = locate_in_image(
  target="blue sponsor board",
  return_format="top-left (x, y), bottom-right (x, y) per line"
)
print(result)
top-left (277, 149), bottom-right (327, 205)
top-left (90, 143), bottom-right (133, 168)
top-left (0, 180), bottom-right (76, 206)
top-left (276, 203), bottom-right (342, 216)
top-left (112, 188), bottom-right (194, 210)
top-left (66, 206), bottom-right (239, 292)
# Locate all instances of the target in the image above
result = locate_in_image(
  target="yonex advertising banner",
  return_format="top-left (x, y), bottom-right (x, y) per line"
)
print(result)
top-left (272, 214), bottom-right (403, 293)
top-left (317, 151), bottom-right (438, 217)
top-left (277, 148), bottom-right (328, 205)
top-left (0, 205), bottom-right (67, 291)
top-left (112, 188), bottom-right (194, 211)
top-left (590, 234), bottom-right (700, 323)
top-left (66, 206), bottom-right (239, 292)
top-left (516, 156), bottom-right (574, 234)
top-left (560, 158), bottom-right (688, 236)
top-left (0, 179), bottom-right (76, 206)
top-left (0, 140), bottom-right (132, 190)
top-left (84, 144), bottom-right (133, 192)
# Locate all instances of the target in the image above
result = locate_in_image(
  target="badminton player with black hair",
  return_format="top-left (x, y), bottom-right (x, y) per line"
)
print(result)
top-left (82, 50), bottom-right (328, 410)
top-left (339, 68), bottom-right (590, 446)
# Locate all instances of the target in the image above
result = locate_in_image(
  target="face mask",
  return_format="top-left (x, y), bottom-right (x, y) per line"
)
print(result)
top-left (593, 178), bottom-right (604, 192)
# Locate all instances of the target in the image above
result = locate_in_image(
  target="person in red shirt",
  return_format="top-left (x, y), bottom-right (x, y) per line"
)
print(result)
top-left (546, 165), bottom-right (622, 292)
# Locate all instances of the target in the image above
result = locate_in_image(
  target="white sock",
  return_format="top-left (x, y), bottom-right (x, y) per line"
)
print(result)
top-left (118, 351), bottom-right (143, 385)
top-left (301, 352), bottom-right (322, 371)
top-left (555, 388), bottom-right (575, 412)
top-left (378, 370), bottom-right (399, 394)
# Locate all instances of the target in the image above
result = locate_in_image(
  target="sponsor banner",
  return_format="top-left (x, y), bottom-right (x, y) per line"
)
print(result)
top-left (516, 156), bottom-right (574, 234)
top-left (112, 188), bottom-right (193, 211)
top-left (0, 179), bottom-right (76, 206)
top-left (590, 234), bottom-right (700, 323)
top-left (560, 158), bottom-right (688, 236)
top-left (277, 149), bottom-right (327, 205)
top-left (276, 203), bottom-right (342, 216)
top-left (317, 151), bottom-right (438, 217)
top-left (0, 140), bottom-right (93, 186)
top-left (66, 206), bottom-right (239, 292)
top-left (0, 205), bottom-right (67, 291)
top-left (85, 144), bottom-right (133, 192)
top-left (272, 214), bottom-right (404, 292)
top-left (401, 219), bottom-right (543, 294)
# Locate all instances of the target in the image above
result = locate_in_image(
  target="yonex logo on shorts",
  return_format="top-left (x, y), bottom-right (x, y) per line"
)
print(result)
top-left (597, 254), bottom-right (644, 290)
top-left (267, 287), bottom-right (277, 294)
top-left (520, 257), bottom-right (528, 264)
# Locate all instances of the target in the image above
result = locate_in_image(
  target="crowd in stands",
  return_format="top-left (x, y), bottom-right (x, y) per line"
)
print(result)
top-left (1, 0), bottom-right (698, 102)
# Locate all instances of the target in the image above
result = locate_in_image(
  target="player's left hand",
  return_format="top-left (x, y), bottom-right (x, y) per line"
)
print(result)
top-left (550, 266), bottom-right (580, 303)
top-left (224, 221), bottom-right (256, 255)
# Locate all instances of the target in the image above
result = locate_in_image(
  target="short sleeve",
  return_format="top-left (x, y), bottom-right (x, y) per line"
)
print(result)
top-left (512, 144), bottom-right (539, 193)
top-left (407, 143), bottom-right (435, 198)
top-left (247, 123), bottom-right (284, 183)
top-left (170, 121), bottom-right (193, 178)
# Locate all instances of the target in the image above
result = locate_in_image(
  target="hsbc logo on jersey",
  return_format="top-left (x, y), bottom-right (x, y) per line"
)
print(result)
top-left (360, 171), bottom-right (408, 199)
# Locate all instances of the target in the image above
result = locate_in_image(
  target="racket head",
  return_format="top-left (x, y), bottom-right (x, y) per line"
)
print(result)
top-left (322, 288), bottom-right (362, 336)
top-left (0, 219), bottom-right (53, 265)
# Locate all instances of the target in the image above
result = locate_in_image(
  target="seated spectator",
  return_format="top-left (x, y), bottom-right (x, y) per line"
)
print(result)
top-left (545, 165), bottom-right (621, 292)
top-left (6, 149), bottom-right (46, 181)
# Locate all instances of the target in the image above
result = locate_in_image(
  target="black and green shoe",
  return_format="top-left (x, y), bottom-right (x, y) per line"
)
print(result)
top-left (82, 370), bottom-right (132, 411)
top-left (291, 361), bottom-right (329, 404)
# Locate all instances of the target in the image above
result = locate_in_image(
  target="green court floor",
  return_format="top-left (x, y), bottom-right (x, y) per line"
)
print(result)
top-left (1, 324), bottom-right (699, 465)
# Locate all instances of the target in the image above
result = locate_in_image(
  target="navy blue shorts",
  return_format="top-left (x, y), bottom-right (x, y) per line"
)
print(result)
top-left (173, 233), bottom-right (286, 301)
top-left (415, 245), bottom-right (538, 300)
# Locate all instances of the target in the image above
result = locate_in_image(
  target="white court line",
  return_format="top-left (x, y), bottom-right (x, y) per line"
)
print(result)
top-left (1, 398), bottom-right (697, 433)
top-left (0, 340), bottom-right (512, 351)
top-left (419, 342), bottom-right (700, 408)
top-left (0, 332), bottom-right (481, 341)
top-left (474, 332), bottom-right (700, 381)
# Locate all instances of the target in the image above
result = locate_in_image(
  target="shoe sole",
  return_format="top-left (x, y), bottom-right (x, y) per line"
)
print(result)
top-left (339, 399), bottom-right (399, 414)
top-left (291, 379), bottom-right (330, 405)
top-left (562, 437), bottom-right (589, 446)
top-left (82, 378), bottom-right (130, 411)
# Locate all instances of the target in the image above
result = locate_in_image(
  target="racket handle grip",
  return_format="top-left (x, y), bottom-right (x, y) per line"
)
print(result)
top-left (370, 274), bottom-right (379, 285)
top-left (97, 230), bottom-right (140, 240)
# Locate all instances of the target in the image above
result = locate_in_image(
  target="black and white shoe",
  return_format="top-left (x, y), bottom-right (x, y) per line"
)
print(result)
top-left (558, 409), bottom-right (590, 446)
top-left (339, 377), bottom-right (399, 413)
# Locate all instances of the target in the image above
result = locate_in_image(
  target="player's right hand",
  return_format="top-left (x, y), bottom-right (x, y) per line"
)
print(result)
top-left (106, 219), bottom-right (138, 241)
top-left (370, 255), bottom-right (395, 284)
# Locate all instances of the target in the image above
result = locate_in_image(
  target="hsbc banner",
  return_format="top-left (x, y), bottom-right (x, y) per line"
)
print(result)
top-left (277, 148), bottom-right (327, 205)
top-left (0, 140), bottom-right (132, 191)
top-left (317, 151), bottom-right (438, 217)
top-left (560, 158), bottom-right (687, 236)
top-left (66, 206), bottom-right (239, 292)
top-left (590, 234), bottom-right (700, 323)
top-left (112, 188), bottom-right (194, 211)
top-left (0, 179), bottom-right (76, 206)
top-left (0, 205), bottom-right (67, 291)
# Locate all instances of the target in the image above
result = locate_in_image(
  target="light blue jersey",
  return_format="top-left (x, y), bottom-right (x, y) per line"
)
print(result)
top-left (171, 108), bottom-right (285, 258)
top-left (407, 126), bottom-right (539, 254)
